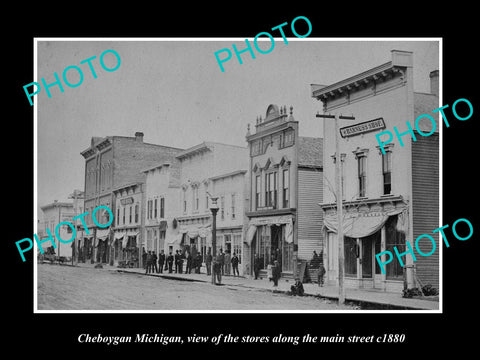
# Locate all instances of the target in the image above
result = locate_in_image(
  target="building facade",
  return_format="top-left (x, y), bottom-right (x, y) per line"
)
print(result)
top-left (175, 142), bottom-right (248, 270)
top-left (311, 50), bottom-right (439, 292)
top-left (40, 200), bottom-right (75, 259)
top-left (245, 104), bottom-right (323, 278)
top-left (111, 182), bottom-right (143, 267)
top-left (210, 169), bottom-right (248, 275)
top-left (142, 160), bottom-right (182, 259)
top-left (79, 131), bottom-right (182, 266)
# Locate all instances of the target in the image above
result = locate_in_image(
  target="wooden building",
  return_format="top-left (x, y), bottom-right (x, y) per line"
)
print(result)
top-left (311, 50), bottom-right (439, 292)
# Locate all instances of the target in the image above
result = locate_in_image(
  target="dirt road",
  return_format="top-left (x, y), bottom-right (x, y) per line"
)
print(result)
top-left (37, 264), bottom-right (354, 311)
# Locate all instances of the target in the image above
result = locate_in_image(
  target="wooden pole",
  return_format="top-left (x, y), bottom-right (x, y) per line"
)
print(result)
top-left (335, 114), bottom-right (345, 304)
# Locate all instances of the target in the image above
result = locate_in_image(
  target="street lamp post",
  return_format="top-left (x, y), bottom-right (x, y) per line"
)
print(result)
top-left (209, 196), bottom-right (219, 285)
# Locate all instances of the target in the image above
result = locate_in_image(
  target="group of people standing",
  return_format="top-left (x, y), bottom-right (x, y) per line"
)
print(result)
top-left (142, 248), bottom-right (240, 279)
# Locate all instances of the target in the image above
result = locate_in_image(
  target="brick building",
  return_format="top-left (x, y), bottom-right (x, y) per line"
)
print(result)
top-left (79, 132), bottom-right (182, 266)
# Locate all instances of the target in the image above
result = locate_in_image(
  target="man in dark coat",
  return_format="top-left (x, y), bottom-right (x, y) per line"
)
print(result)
top-left (206, 250), bottom-right (212, 276)
top-left (145, 251), bottom-right (152, 274)
top-left (158, 250), bottom-right (165, 274)
top-left (167, 252), bottom-right (174, 273)
top-left (195, 253), bottom-right (202, 273)
top-left (231, 252), bottom-right (240, 277)
top-left (142, 248), bottom-right (147, 269)
top-left (174, 250), bottom-right (180, 273)
top-left (185, 251), bottom-right (192, 274)
top-left (218, 249), bottom-right (225, 275)
top-left (253, 253), bottom-right (261, 280)
top-left (271, 260), bottom-right (281, 287)
top-left (152, 251), bottom-right (158, 273)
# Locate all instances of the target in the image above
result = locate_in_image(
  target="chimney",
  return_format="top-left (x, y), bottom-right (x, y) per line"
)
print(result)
top-left (135, 132), bottom-right (144, 142)
top-left (429, 70), bottom-right (439, 97)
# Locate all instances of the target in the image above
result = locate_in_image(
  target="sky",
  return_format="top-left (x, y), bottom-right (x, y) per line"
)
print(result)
top-left (36, 38), bottom-right (439, 219)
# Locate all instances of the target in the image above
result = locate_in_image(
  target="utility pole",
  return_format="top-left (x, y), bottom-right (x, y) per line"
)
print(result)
top-left (316, 112), bottom-right (355, 305)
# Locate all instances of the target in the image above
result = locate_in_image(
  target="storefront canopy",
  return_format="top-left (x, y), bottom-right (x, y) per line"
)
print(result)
top-left (167, 232), bottom-right (183, 244)
top-left (323, 208), bottom-right (407, 238)
top-left (179, 224), bottom-right (211, 239)
top-left (245, 216), bottom-right (294, 245)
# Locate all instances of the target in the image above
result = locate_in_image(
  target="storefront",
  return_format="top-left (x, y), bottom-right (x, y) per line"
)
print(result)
top-left (95, 228), bottom-right (110, 263)
top-left (178, 223), bottom-right (211, 261)
top-left (112, 229), bottom-right (140, 267)
top-left (322, 199), bottom-right (408, 292)
top-left (245, 215), bottom-right (294, 274)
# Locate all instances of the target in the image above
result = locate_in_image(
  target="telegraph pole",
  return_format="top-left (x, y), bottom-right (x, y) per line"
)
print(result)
top-left (316, 112), bottom-right (355, 305)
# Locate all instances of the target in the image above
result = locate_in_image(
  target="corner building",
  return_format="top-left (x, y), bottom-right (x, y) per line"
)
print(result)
top-left (245, 104), bottom-right (323, 278)
top-left (311, 50), bottom-right (439, 292)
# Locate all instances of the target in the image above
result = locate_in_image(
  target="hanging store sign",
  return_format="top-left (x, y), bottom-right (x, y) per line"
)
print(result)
top-left (340, 117), bottom-right (385, 138)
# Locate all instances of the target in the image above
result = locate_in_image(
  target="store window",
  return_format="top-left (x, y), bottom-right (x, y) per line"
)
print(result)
top-left (384, 215), bottom-right (405, 280)
top-left (344, 236), bottom-right (358, 277)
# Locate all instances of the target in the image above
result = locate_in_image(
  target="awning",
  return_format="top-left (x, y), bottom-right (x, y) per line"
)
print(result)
top-left (249, 215), bottom-right (292, 226)
top-left (167, 232), bottom-right (183, 244)
top-left (179, 224), bottom-right (211, 239)
top-left (96, 229), bottom-right (110, 240)
top-left (323, 208), bottom-right (405, 238)
top-left (126, 229), bottom-right (139, 237)
top-left (245, 224), bottom-right (257, 245)
top-left (285, 219), bottom-right (294, 244)
top-left (114, 231), bottom-right (126, 240)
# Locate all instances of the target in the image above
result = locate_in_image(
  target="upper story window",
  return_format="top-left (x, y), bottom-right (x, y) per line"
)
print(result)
top-left (353, 148), bottom-right (368, 198)
top-left (154, 198), bottom-right (158, 218)
top-left (280, 129), bottom-right (295, 148)
top-left (282, 168), bottom-right (289, 208)
top-left (182, 188), bottom-right (187, 213)
top-left (251, 140), bottom-right (262, 156)
top-left (231, 193), bottom-right (236, 220)
top-left (265, 171), bottom-right (277, 208)
top-left (135, 204), bottom-right (139, 223)
top-left (160, 197), bottom-right (165, 218)
top-left (255, 175), bottom-right (261, 210)
top-left (358, 155), bottom-right (367, 197)
top-left (220, 195), bottom-right (225, 220)
top-left (382, 151), bottom-right (392, 195)
top-left (377, 144), bottom-right (394, 196)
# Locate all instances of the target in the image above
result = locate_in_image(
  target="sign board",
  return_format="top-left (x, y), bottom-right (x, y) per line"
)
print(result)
top-left (340, 117), bottom-right (385, 138)
top-left (120, 197), bottom-right (134, 205)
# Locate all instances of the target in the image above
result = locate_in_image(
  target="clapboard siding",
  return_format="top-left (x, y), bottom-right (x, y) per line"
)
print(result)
top-left (298, 168), bottom-right (323, 261)
top-left (412, 134), bottom-right (439, 289)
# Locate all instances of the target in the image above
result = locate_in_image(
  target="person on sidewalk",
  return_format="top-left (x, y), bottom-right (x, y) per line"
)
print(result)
top-left (185, 250), bottom-right (192, 274)
top-left (178, 251), bottom-right (184, 274)
top-left (206, 250), bottom-right (212, 276)
top-left (174, 250), bottom-right (180, 273)
top-left (142, 248), bottom-right (147, 270)
top-left (167, 251), bottom-right (174, 273)
top-left (224, 250), bottom-right (231, 275)
top-left (158, 250), bottom-right (165, 274)
top-left (231, 252), bottom-right (239, 277)
top-left (318, 262), bottom-right (326, 287)
top-left (290, 279), bottom-right (304, 296)
top-left (253, 254), bottom-right (261, 280)
top-left (271, 260), bottom-right (281, 287)
top-left (152, 251), bottom-right (158, 274)
top-left (195, 252), bottom-right (202, 274)
top-left (218, 249), bottom-right (225, 275)
top-left (145, 251), bottom-right (152, 274)
top-left (213, 254), bottom-right (222, 284)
